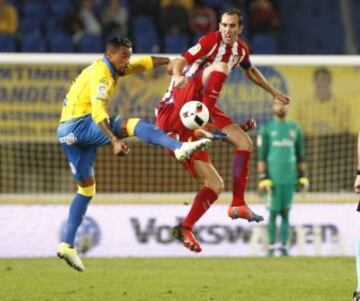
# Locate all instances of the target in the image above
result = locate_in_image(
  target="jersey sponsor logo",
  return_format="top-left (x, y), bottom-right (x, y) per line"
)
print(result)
top-left (188, 44), bottom-right (201, 56)
top-left (272, 139), bottom-right (294, 147)
top-left (59, 133), bottom-right (76, 145)
top-left (257, 136), bottom-right (262, 146)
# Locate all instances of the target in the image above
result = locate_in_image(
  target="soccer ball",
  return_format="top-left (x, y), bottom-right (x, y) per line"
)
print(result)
top-left (179, 101), bottom-right (209, 130)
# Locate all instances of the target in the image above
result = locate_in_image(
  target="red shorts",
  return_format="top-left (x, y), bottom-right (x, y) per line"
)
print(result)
top-left (155, 73), bottom-right (235, 177)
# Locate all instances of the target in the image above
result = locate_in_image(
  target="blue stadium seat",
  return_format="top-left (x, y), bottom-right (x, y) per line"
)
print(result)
top-left (49, 1), bottom-right (74, 19)
top-left (134, 31), bottom-right (160, 53)
top-left (0, 35), bottom-right (16, 52)
top-left (21, 33), bottom-right (46, 52)
top-left (132, 16), bottom-right (157, 35)
top-left (43, 18), bottom-right (67, 36)
top-left (164, 33), bottom-right (189, 54)
top-left (19, 17), bottom-right (42, 35)
top-left (251, 33), bottom-right (277, 54)
top-left (48, 33), bottom-right (74, 53)
top-left (78, 34), bottom-right (103, 53)
top-left (22, 2), bottom-right (48, 23)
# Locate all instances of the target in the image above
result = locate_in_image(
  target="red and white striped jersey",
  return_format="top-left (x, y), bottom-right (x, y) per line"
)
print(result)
top-left (182, 31), bottom-right (252, 77)
top-left (160, 31), bottom-right (252, 105)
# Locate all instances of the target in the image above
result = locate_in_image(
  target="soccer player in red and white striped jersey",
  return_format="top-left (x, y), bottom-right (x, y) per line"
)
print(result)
top-left (156, 8), bottom-right (290, 253)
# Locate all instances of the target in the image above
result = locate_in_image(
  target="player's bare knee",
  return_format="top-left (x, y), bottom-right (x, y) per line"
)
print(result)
top-left (206, 178), bottom-right (224, 195)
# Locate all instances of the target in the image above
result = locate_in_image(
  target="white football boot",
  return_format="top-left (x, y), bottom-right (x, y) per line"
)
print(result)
top-left (174, 138), bottom-right (211, 161)
top-left (57, 242), bottom-right (85, 272)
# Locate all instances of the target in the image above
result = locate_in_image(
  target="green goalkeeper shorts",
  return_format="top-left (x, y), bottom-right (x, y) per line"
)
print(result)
top-left (270, 183), bottom-right (295, 213)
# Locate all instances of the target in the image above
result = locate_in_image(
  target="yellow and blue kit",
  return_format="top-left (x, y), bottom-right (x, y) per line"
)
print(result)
top-left (57, 55), bottom-right (182, 181)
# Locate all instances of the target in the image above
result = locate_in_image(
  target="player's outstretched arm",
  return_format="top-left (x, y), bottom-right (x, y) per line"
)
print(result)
top-left (124, 56), bottom-right (169, 76)
top-left (151, 56), bottom-right (170, 68)
top-left (244, 66), bottom-right (290, 105)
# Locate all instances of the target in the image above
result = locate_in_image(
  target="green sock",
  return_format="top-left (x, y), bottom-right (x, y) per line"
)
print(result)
top-left (280, 210), bottom-right (290, 245)
top-left (268, 211), bottom-right (277, 245)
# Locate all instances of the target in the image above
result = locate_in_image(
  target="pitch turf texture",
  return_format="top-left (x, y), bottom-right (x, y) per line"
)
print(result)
top-left (0, 257), bottom-right (354, 301)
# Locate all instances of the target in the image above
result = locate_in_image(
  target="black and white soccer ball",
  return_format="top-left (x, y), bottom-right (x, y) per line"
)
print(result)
top-left (179, 101), bottom-right (209, 130)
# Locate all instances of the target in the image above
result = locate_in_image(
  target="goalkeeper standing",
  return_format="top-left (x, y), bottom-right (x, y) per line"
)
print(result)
top-left (257, 102), bottom-right (308, 256)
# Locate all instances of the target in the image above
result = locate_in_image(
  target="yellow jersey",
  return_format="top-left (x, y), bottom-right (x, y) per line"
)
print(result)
top-left (60, 55), bottom-right (153, 124)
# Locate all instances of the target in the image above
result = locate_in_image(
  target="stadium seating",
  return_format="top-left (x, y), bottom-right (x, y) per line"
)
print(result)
top-left (48, 33), bottom-right (74, 53)
top-left (21, 32), bottom-right (46, 52)
top-left (48, 1), bottom-right (74, 19)
top-left (77, 34), bottom-right (103, 53)
top-left (4, 0), bottom-right (353, 54)
top-left (0, 35), bottom-right (16, 52)
top-left (134, 31), bottom-right (160, 53)
top-left (251, 33), bottom-right (277, 54)
top-left (164, 33), bottom-right (190, 54)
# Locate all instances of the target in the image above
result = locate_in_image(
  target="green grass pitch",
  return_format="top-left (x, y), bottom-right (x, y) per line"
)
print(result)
top-left (0, 257), bottom-right (355, 301)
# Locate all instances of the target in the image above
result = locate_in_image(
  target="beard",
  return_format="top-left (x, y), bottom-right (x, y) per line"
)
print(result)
top-left (273, 111), bottom-right (286, 119)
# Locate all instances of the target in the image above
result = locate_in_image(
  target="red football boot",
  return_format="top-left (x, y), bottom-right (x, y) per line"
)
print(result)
top-left (172, 225), bottom-right (202, 253)
top-left (228, 205), bottom-right (264, 223)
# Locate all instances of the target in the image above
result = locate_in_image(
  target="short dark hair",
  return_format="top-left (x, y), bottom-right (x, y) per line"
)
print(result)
top-left (314, 67), bottom-right (332, 81)
top-left (221, 8), bottom-right (244, 25)
top-left (106, 37), bottom-right (132, 52)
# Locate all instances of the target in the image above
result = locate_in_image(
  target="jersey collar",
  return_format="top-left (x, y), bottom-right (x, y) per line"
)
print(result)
top-left (102, 55), bottom-right (117, 79)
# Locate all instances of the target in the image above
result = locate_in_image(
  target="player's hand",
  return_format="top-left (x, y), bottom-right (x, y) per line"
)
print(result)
top-left (355, 175), bottom-right (360, 193)
top-left (258, 179), bottom-right (272, 193)
top-left (173, 75), bottom-right (188, 89)
top-left (111, 138), bottom-right (129, 156)
top-left (297, 177), bottom-right (310, 192)
top-left (239, 118), bottom-right (257, 132)
top-left (273, 92), bottom-right (291, 105)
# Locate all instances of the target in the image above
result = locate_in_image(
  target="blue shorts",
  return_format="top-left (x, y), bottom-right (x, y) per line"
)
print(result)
top-left (57, 114), bottom-right (124, 181)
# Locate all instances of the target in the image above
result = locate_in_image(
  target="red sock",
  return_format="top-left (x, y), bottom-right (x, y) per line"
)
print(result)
top-left (202, 71), bottom-right (227, 112)
top-left (231, 150), bottom-right (251, 207)
top-left (182, 186), bottom-right (218, 228)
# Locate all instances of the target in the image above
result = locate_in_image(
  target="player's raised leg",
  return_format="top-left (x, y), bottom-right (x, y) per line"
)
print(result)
top-left (173, 160), bottom-right (223, 252)
top-left (222, 124), bottom-right (264, 222)
top-left (121, 117), bottom-right (211, 161)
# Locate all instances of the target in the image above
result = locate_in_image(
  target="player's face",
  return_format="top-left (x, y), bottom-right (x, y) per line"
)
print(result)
top-left (108, 47), bottom-right (132, 73)
top-left (219, 14), bottom-right (243, 45)
top-left (272, 102), bottom-right (288, 118)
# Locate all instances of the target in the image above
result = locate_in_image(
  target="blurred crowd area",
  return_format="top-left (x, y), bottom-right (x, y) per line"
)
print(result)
top-left (0, 0), bottom-right (359, 54)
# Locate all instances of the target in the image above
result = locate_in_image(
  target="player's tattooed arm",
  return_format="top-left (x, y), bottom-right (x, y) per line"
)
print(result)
top-left (98, 119), bottom-right (129, 156)
top-left (150, 56), bottom-right (170, 68)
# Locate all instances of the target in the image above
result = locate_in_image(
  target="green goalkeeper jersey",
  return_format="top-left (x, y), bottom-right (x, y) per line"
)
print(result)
top-left (257, 119), bottom-right (305, 184)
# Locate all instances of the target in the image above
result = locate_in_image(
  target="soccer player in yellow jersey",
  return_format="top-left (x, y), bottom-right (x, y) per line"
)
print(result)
top-left (56, 37), bottom-right (211, 271)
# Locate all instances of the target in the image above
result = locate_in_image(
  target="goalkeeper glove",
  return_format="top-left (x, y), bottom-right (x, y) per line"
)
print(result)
top-left (258, 173), bottom-right (272, 193)
top-left (297, 177), bottom-right (309, 192)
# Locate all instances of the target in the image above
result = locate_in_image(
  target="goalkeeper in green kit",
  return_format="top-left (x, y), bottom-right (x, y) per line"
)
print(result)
top-left (257, 102), bottom-right (309, 256)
